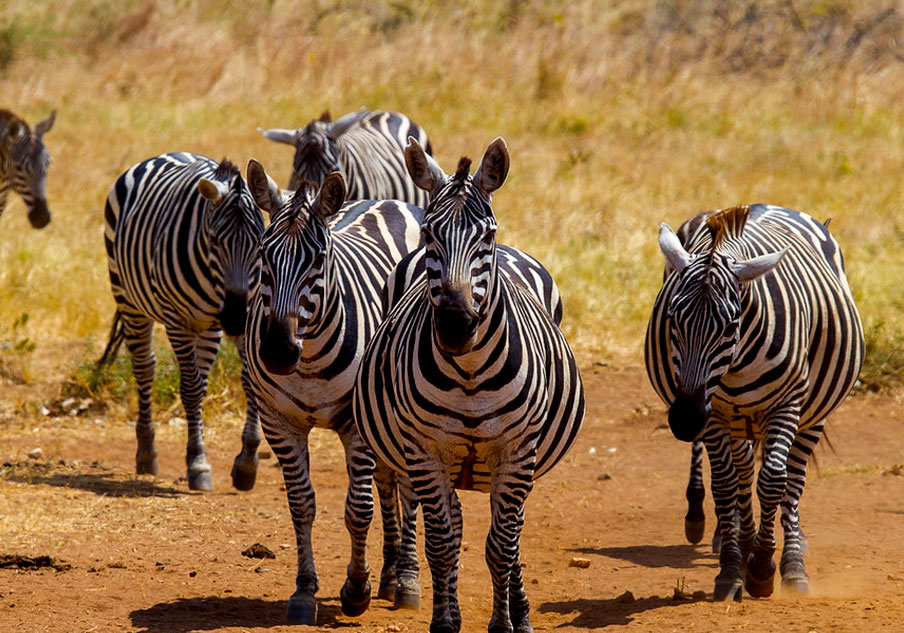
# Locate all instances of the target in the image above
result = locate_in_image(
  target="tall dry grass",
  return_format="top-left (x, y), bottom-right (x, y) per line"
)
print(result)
top-left (1, 0), bottom-right (903, 401)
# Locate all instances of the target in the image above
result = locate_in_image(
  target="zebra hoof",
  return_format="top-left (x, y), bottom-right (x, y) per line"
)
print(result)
top-left (286, 593), bottom-right (317, 625)
top-left (781, 573), bottom-right (809, 594)
top-left (230, 459), bottom-right (258, 491)
top-left (713, 574), bottom-right (743, 602)
top-left (377, 576), bottom-right (396, 602)
top-left (394, 584), bottom-right (421, 610)
top-left (136, 457), bottom-right (159, 475)
top-left (745, 554), bottom-right (776, 598)
top-left (188, 470), bottom-right (214, 492)
top-left (685, 517), bottom-right (706, 544)
top-left (340, 577), bottom-right (371, 617)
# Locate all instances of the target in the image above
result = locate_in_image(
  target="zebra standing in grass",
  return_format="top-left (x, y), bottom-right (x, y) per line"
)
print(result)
top-left (259, 109), bottom-right (432, 207)
top-left (645, 204), bottom-right (863, 600)
top-left (242, 159), bottom-right (424, 625)
top-left (0, 109), bottom-right (56, 228)
top-left (354, 138), bottom-right (585, 633)
top-left (101, 153), bottom-right (265, 491)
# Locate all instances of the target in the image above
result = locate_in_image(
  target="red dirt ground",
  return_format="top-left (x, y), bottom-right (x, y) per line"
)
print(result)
top-left (1, 349), bottom-right (903, 633)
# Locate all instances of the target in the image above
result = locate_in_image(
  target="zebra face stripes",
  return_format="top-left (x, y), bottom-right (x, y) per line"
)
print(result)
top-left (0, 109), bottom-right (56, 228)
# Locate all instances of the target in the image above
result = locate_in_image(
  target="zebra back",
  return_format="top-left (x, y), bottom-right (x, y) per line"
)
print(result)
top-left (0, 108), bottom-right (55, 228)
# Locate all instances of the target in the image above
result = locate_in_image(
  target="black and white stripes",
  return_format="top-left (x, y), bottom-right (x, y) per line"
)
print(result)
top-left (645, 203), bottom-right (863, 601)
top-left (102, 152), bottom-right (265, 491)
top-left (0, 108), bottom-right (55, 228)
top-left (353, 137), bottom-right (584, 633)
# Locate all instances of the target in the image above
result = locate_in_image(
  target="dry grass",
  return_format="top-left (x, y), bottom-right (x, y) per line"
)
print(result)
top-left (2, 0), bottom-right (903, 403)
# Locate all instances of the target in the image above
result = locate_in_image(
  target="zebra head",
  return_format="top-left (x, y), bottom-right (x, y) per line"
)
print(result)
top-left (405, 136), bottom-right (508, 355)
top-left (259, 109), bottom-right (366, 191)
top-left (1, 110), bottom-right (55, 228)
top-left (247, 158), bottom-right (346, 375)
top-left (658, 213), bottom-right (787, 442)
top-left (198, 159), bottom-right (266, 337)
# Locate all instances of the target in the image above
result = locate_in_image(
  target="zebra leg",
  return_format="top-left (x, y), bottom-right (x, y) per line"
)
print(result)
top-left (745, 413), bottom-right (798, 598)
top-left (261, 406), bottom-right (319, 624)
top-left (229, 335), bottom-right (262, 491)
top-left (487, 459), bottom-right (536, 633)
top-left (731, 438), bottom-right (757, 560)
top-left (703, 423), bottom-right (744, 602)
top-left (373, 460), bottom-right (401, 602)
top-left (122, 314), bottom-right (157, 476)
top-left (167, 327), bottom-right (216, 491)
top-left (395, 474), bottom-right (422, 610)
top-left (779, 420), bottom-right (823, 594)
top-left (408, 449), bottom-right (460, 633)
top-left (337, 426), bottom-right (375, 618)
top-left (447, 488), bottom-right (463, 632)
top-left (685, 440), bottom-right (706, 544)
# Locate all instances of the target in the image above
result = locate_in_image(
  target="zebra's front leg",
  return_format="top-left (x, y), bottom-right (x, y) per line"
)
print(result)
top-left (396, 473), bottom-right (422, 610)
top-left (230, 335), bottom-right (262, 491)
top-left (373, 459), bottom-right (402, 602)
top-left (123, 315), bottom-right (157, 475)
top-left (745, 417), bottom-right (797, 598)
top-left (731, 438), bottom-right (757, 559)
top-left (487, 458), bottom-right (536, 633)
top-left (685, 440), bottom-right (706, 544)
top-left (779, 420), bottom-right (822, 594)
top-left (169, 328), bottom-right (217, 491)
top-left (703, 424), bottom-right (744, 601)
top-left (337, 427), bottom-right (375, 618)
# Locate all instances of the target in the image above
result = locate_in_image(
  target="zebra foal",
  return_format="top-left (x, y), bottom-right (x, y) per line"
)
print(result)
top-left (102, 153), bottom-right (265, 491)
top-left (259, 109), bottom-right (432, 207)
top-left (242, 160), bottom-right (424, 624)
top-left (645, 204), bottom-right (863, 600)
top-left (354, 138), bottom-right (585, 633)
top-left (0, 108), bottom-right (56, 228)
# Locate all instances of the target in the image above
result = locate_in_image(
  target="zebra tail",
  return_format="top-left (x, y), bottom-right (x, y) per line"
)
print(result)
top-left (96, 310), bottom-right (125, 369)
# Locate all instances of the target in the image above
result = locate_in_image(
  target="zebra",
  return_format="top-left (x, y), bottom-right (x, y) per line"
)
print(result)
top-left (353, 137), bottom-right (585, 633)
top-left (258, 109), bottom-right (432, 207)
top-left (645, 203), bottom-right (863, 600)
top-left (242, 158), bottom-right (425, 625)
top-left (0, 108), bottom-right (56, 228)
top-left (101, 152), bottom-right (266, 492)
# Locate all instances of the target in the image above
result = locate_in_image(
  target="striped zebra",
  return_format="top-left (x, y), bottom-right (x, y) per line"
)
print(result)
top-left (242, 159), bottom-right (424, 625)
top-left (101, 152), bottom-right (265, 492)
top-left (354, 138), bottom-right (585, 633)
top-left (0, 108), bottom-right (56, 228)
top-left (259, 109), bottom-right (432, 207)
top-left (645, 204), bottom-right (863, 600)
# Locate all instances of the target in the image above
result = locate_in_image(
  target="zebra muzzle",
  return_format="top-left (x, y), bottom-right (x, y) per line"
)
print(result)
top-left (668, 386), bottom-right (710, 442)
top-left (27, 199), bottom-right (51, 229)
top-left (219, 289), bottom-right (249, 337)
top-left (260, 316), bottom-right (301, 375)
top-left (433, 291), bottom-right (479, 355)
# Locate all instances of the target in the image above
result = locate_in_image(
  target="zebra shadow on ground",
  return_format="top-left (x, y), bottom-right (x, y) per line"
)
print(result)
top-left (130, 596), bottom-right (357, 632)
top-left (538, 593), bottom-right (704, 628)
top-left (1, 463), bottom-right (187, 498)
top-left (567, 544), bottom-right (717, 569)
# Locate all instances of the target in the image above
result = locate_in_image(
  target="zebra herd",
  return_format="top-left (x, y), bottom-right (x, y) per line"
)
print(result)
top-left (2, 106), bottom-right (864, 631)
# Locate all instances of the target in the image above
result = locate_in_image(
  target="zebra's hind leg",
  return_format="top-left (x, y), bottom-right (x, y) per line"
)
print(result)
top-left (395, 474), bottom-right (421, 610)
top-left (779, 421), bottom-right (823, 594)
top-left (168, 327), bottom-right (218, 491)
top-left (230, 336), bottom-right (261, 491)
top-left (122, 314), bottom-right (157, 476)
top-left (337, 428), bottom-right (374, 618)
top-left (685, 440), bottom-right (706, 544)
top-left (704, 424), bottom-right (744, 602)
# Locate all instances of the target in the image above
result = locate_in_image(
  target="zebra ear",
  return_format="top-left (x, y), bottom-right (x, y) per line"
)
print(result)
top-left (327, 108), bottom-right (367, 141)
top-left (258, 127), bottom-right (298, 146)
top-left (473, 137), bottom-right (509, 195)
top-left (246, 159), bottom-right (284, 215)
top-left (405, 136), bottom-right (446, 194)
top-left (313, 172), bottom-right (346, 219)
top-left (198, 178), bottom-right (229, 204)
top-left (730, 247), bottom-right (789, 283)
top-left (35, 110), bottom-right (56, 138)
top-left (658, 223), bottom-right (694, 274)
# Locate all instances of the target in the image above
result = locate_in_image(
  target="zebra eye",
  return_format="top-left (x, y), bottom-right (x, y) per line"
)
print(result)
top-left (483, 228), bottom-right (496, 243)
top-left (421, 227), bottom-right (434, 245)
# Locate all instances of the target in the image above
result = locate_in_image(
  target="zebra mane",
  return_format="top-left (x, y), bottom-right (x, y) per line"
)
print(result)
top-left (214, 158), bottom-right (239, 182)
top-left (454, 157), bottom-right (472, 182)
top-left (706, 205), bottom-right (751, 249)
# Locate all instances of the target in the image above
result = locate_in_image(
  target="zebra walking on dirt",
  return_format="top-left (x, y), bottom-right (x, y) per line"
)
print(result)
top-left (0, 108), bottom-right (56, 228)
top-left (353, 137), bottom-right (585, 633)
top-left (259, 109), bottom-right (432, 207)
top-left (101, 153), bottom-right (266, 491)
top-left (645, 204), bottom-right (863, 600)
top-left (242, 159), bottom-right (425, 625)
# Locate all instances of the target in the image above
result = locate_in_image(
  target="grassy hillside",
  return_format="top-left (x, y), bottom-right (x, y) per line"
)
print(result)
top-left (2, 0), bottom-right (903, 403)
